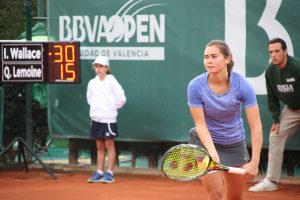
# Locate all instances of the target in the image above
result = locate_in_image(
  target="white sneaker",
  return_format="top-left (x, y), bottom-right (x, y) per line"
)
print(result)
top-left (248, 179), bottom-right (278, 192)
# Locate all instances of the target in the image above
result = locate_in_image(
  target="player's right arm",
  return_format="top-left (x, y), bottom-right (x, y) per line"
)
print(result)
top-left (189, 107), bottom-right (220, 163)
top-left (187, 78), bottom-right (219, 163)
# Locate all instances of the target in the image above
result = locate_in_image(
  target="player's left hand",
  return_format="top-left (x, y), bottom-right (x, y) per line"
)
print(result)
top-left (242, 161), bottom-right (259, 180)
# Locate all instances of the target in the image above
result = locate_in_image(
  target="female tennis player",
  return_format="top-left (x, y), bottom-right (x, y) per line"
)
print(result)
top-left (87, 56), bottom-right (126, 183)
top-left (187, 40), bottom-right (263, 199)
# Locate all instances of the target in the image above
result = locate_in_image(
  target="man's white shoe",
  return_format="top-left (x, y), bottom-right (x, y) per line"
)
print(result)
top-left (248, 179), bottom-right (278, 192)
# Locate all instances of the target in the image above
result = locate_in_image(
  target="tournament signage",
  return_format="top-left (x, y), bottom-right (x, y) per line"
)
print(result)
top-left (58, 0), bottom-right (166, 61)
top-left (0, 41), bottom-right (81, 83)
top-left (47, 0), bottom-right (300, 148)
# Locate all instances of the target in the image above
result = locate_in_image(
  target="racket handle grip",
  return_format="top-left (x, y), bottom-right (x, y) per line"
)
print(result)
top-left (228, 167), bottom-right (245, 174)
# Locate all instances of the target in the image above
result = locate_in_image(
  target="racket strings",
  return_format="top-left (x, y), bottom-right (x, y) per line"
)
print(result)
top-left (162, 146), bottom-right (210, 181)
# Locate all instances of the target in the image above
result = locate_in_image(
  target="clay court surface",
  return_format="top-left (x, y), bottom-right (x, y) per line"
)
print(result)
top-left (0, 170), bottom-right (299, 200)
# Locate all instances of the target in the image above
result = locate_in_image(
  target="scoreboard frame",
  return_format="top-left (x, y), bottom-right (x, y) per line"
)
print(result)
top-left (0, 41), bottom-right (81, 83)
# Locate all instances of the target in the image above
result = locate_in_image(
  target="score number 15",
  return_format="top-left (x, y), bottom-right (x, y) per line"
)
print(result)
top-left (53, 45), bottom-right (76, 80)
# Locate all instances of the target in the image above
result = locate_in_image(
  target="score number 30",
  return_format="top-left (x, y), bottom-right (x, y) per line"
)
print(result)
top-left (53, 45), bottom-right (76, 81)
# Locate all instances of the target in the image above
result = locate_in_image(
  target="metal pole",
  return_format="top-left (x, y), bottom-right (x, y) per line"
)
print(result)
top-left (25, 0), bottom-right (33, 159)
top-left (37, 0), bottom-right (45, 20)
top-left (26, 0), bottom-right (32, 40)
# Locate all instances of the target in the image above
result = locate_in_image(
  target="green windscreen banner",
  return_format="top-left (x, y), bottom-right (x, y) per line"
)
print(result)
top-left (47, 0), bottom-right (300, 148)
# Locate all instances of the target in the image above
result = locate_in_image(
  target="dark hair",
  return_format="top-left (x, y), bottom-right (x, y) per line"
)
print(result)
top-left (268, 38), bottom-right (287, 51)
top-left (206, 39), bottom-right (234, 75)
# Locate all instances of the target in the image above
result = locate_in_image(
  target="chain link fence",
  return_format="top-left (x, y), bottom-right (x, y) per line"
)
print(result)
top-left (0, 0), bottom-right (33, 164)
top-left (0, 0), bottom-right (300, 180)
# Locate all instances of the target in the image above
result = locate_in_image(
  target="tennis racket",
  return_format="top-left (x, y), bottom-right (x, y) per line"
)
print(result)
top-left (161, 144), bottom-right (245, 181)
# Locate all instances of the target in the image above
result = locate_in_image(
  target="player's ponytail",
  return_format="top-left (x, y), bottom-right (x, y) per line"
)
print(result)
top-left (227, 60), bottom-right (234, 75)
top-left (206, 40), bottom-right (234, 76)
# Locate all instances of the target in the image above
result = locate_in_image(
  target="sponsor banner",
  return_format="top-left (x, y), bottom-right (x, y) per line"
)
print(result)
top-left (57, 1), bottom-right (166, 61)
top-left (80, 46), bottom-right (164, 60)
top-left (48, 0), bottom-right (300, 147)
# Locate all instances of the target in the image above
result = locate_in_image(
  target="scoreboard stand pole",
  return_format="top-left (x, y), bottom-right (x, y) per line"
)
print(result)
top-left (0, 136), bottom-right (57, 179)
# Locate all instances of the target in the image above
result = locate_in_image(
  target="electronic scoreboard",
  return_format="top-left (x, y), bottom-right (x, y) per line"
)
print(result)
top-left (0, 41), bottom-right (80, 83)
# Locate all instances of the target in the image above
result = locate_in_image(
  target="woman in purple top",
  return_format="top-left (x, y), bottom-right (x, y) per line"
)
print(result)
top-left (187, 40), bottom-right (263, 199)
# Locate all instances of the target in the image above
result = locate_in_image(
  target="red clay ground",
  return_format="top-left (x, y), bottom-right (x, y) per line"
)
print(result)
top-left (0, 170), bottom-right (299, 200)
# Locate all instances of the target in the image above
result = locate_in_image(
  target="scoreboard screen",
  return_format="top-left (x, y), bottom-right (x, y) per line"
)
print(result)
top-left (0, 41), bottom-right (81, 83)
